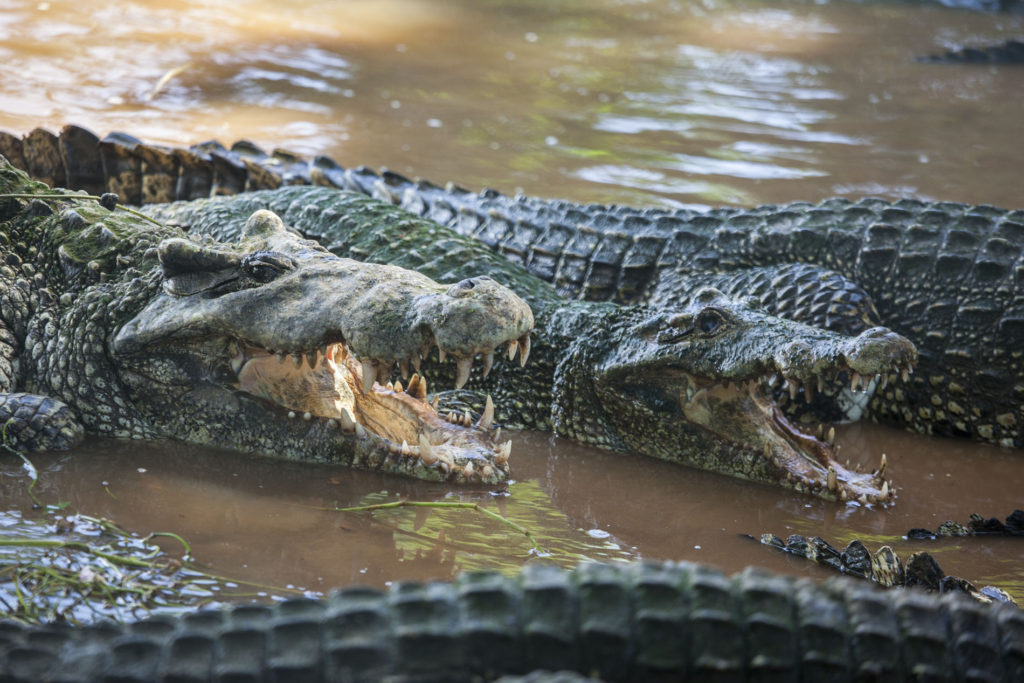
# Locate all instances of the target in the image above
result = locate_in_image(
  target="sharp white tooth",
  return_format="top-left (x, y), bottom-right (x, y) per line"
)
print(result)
top-left (431, 395), bottom-right (440, 410)
top-left (276, 352), bottom-right (286, 365)
top-left (494, 427), bottom-right (501, 443)
top-left (851, 372), bottom-right (862, 392)
top-left (879, 453), bottom-right (887, 478)
top-left (496, 439), bottom-right (512, 465)
top-left (827, 426), bottom-right (836, 446)
top-left (418, 376), bottom-right (428, 400)
top-left (769, 373), bottom-right (779, 387)
top-left (230, 355), bottom-right (244, 374)
top-left (827, 466), bottom-right (838, 492)
top-left (340, 407), bottom-right (357, 432)
top-left (858, 494), bottom-right (868, 505)
top-left (394, 380), bottom-right (403, 393)
top-left (519, 333), bottom-right (531, 367)
top-left (463, 462), bottom-right (475, 479)
top-left (419, 434), bottom-right (437, 465)
top-left (306, 351), bottom-right (318, 369)
top-left (787, 378), bottom-right (799, 401)
top-left (401, 440), bottom-right (411, 456)
top-left (361, 360), bottom-right (376, 394)
top-left (816, 424), bottom-right (824, 439)
top-left (455, 356), bottom-right (473, 389)
top-left (479, 395), bottom-right (495, 429)
top-left (482, 351), bottom-right (494, 378)
top-left (840, 489), bottom-right (848, 502)
top-left (901, 367), bottom-right (909, 383)
top-left (447, 411), bottom-right (458, 424)
top-left (817, 375), bottom-right (824, 393)
top-left (399, 359), bottom-right (410, 379)
top-left (303, 411), bottom-right (312, 421)
top-left (880, 373), bottom-right (889, 389)
top-left (507, 340), bottom-right (518, 362)
top-left (804, 383), bottom-right (814, 403)
top-left (386, 381), bottom-right (395, 391)
top-left (881, 481), bottom-right (889, 499)
top-left (462, 410), bottom-right (472, 427)
top-left (438, 347), bottom-right (447, 363)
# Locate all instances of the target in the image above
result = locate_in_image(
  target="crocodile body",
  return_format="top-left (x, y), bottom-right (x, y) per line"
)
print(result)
top-left (2, 560), bottom-right (1021, 683)
top-left (0, 158), bottom-right (534, 483)
top-left (2, 125), bottom-right (1019, 450)
top-left (917, 39), bottom-right (1024, 64)
top-left (145, 185), bottom-right (916, 502)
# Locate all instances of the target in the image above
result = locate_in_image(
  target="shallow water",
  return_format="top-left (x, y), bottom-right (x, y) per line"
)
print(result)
top-left (2, 422), bottom-right (1023, 604)
top-left (1, 0), bottom-right (1023, 608)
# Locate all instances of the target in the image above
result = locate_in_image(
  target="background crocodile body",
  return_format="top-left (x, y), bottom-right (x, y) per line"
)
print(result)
top-left (2, 560), bottom-right (1022, 683)
top-left (917, 39), bottom-right (1024, 64)
top-left (3, 124), bottom-right (1019, 449)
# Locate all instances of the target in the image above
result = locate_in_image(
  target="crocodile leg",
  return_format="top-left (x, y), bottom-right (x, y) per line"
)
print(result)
top-left (0, 198), bottom-right (85, 452)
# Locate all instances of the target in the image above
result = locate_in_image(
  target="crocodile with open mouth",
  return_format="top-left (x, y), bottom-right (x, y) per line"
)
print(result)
top-left (3, 125), bottom-right (1017, 450)
top-left (0, 148), bottom-right (916, 500)
top-left (143, 185), bottom-right (915, 502)
top-left (0, 159), bottom-right (533, 483)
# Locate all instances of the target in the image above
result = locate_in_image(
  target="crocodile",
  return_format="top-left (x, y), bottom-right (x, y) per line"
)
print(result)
top-left (0, 152), bottom-right (917, 501)
top-left (0, 158), bottom-right (534, 483)
top-left (143, 185), bottom-right (915, 503)
top-left (1, 560), bottom-right (1022, 682)
top-left (760, 532), bottom-right (1018, 603)
top-left (1, 124), bottom-right (1017, 449)
top-left (917, 39), bottom-right (1024, 64)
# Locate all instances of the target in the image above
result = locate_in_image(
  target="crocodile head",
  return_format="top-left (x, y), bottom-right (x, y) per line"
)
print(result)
top-left (112, 210), bottom-right (533, 483)
top-left (556, 289), bottom-right (916, 503)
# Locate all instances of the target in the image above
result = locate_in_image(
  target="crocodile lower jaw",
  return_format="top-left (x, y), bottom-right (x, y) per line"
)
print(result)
top-left (231, 340), bottom-right (510, 482)
top-left (682, 374), bottom-right (895, 504)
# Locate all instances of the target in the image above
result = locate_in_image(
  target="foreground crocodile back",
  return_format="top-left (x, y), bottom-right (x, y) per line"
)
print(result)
top-left (1, 561), bottom-right (1021, 682)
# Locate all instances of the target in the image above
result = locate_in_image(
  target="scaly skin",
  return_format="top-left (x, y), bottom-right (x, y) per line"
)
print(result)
top-left (3, 125), bottom-right (1017, 447)
top-left (1, 560), bottom-right (1021, 683)
top-left (146, 186), bottom-right (916, 502)
top-left (0, 158), bottom-right (534, 483)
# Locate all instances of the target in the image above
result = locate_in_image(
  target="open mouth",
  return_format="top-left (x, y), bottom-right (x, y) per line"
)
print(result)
top-left (226, 335), bottom-right (530, 483)
top-left (681, 364), bottom-right (909, 504)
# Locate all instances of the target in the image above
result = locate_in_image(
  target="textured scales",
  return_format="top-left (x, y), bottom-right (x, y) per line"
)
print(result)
top-left (146, 186), bottom-right (915, 503)
top-left (4, 124), bottom-right (1020, 448)
top-left (1, 560), bottom-right (1021, 682)
top-left (0, 158), bottom-right (534, 483)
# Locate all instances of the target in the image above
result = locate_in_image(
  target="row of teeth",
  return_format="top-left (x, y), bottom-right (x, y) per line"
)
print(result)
top-left (782, 452), bottom-right (893, 503)
top-left (237, 331), bottom-right (531, 395)
top-left (281, 391), bottom-right (512, 476)
top-left (718, 363), bottom-right (914, 404)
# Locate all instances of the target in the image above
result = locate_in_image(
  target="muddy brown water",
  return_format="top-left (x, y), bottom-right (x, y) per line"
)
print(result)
top-left (1, 0), bottom-right (1023, 606)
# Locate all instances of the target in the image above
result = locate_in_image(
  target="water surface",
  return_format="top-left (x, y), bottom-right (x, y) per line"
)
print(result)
top-left (1, 0), bottom-right (1022, 608)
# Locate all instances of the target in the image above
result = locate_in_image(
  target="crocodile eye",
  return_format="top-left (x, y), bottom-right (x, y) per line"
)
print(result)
top-left (242, 252), bottom-right (294, 283)
top-left (695, 308), bottom-right (726, 335)
top-left (447, 276), bottom-right (493, 298)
